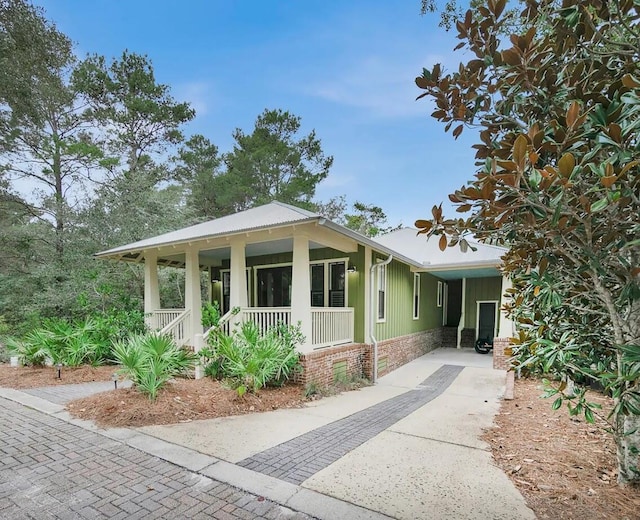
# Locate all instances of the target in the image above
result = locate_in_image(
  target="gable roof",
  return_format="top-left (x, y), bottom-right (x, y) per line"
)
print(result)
top-left (96, 201), bottom-right (320, 257)
top-left (95, 202), bottom-right (506, 277)
top-left (373, 227), bottom-right (506, 268)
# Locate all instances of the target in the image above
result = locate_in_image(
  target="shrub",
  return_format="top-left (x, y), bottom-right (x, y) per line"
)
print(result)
top-left (6, 318), bottom-right (100, 367)
top-left (112, 333), bottom-right (196, 400)
top-left (5, 309), bottom-right (146, 367)
top-left (201, 301), bottom-right (221, 329)
top-left (202, 321), bottom-right (302, 396)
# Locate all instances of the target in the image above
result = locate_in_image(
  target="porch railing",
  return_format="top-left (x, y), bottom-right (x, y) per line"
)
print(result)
top-left (311, 307), bottom-right (354, 348)
top-left (151, 306), bottom-right (355, 350)
top-left (203, 309), bottom-right (234, 341)
top-left (159, 309), bottom-right (192, 347)
top-left (239, 307), bottom-right (291, 333)
top-left (151, 309), bottom-right (185, 331)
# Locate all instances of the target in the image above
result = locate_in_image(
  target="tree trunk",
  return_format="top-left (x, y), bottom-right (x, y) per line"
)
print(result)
top-left (616, 413), bottom-right (640, 485)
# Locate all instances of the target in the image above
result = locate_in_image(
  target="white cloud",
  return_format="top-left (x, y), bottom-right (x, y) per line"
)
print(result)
top-left (174, 81), bottom-right (215, 117)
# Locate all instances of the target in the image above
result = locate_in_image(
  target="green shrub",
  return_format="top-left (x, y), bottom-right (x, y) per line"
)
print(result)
top-left (112, 333), bottom-right (196, 400)
top-left (5, 309), bottom-right (146, 367)
top-left (6, 318), bottom-right (100, 367)
top-left (203, 321), bottom-right (302, 396)
top-left (201, 301), bottom-right (221, 329)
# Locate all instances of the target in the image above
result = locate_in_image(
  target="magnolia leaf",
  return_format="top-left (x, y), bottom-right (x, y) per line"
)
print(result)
top-left (590, 198), bottom-right (608, 212)
top-left (439, 234), bottom-right (447, 251)
top-left (558, 153), bottom-right (575, 178)
top-left (566, 101), bottom-right (580, 127)
top-left (414, 219), bottom-right (433, 232)
top-left (600, 175), bottom-right (617, 188)
top-left (513, 135), bottom-right (527, 170)
top-left (622, 73), bottom-right (640, 87)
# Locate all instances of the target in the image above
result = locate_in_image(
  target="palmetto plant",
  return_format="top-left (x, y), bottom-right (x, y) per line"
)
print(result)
top-left (205, 321), bottom-right (301, 396)
top-left (112, 333), bottom-right (196, 400)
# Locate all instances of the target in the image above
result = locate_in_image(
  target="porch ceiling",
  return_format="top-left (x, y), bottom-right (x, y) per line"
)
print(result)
top-left (155, 238), bottom-right (331, 268)
top-left (424, 266), bottom-right (501, 280)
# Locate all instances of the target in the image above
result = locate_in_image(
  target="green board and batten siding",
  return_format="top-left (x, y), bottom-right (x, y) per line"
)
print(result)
top-left (463, 277), bottom-right (503, 329)
top-left (373, 256), bottom-right (443, 342)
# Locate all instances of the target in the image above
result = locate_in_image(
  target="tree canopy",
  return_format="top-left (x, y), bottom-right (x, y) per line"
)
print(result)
top-left (415, 0), bottom-right (640, 484)
top-left (0, 0), bottom-right (395, 333)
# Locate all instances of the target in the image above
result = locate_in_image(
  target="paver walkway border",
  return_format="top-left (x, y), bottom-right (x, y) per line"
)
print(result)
top-left (239, 364), bottom-right (464, 484)
top-left (0, 385), bottom-right (392, 520)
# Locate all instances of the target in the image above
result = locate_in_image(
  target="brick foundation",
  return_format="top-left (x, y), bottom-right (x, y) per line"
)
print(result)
top-left (295, 343), bottom-right (371, 387)
top-left (375, 328), bottom-right (443, 377)
top-left (296, 328), bottom-right (444, 386)
top-left (493, 337), bottom-right (514, 370)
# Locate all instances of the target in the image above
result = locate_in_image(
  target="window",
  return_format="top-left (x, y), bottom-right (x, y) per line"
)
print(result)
top-left (309, 260), bottom-right (347, 307)
top-left (437, 280), bottom-right (443, 308)
top-left (377, 264), bottom-right (386, 321)
top-left (256, 266), bottom-right (292, 307)
top-left (413, 273), bottom-right (420, 319)
top-left (220, 269), bottom-right (251, 313)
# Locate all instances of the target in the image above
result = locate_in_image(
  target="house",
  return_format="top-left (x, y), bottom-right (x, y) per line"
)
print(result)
top-left (95, 201), bottom-right (512, 385)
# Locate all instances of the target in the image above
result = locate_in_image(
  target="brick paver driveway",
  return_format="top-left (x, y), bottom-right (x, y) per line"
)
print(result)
top-left (0, 397), bottom-right (311, 520)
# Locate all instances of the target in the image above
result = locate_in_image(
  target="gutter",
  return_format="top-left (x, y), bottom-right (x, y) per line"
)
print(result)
top-left (369, 254), bottom-right (393, 384)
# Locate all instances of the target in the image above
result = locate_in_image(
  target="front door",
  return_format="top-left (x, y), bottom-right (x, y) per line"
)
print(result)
top-left (257, 266), bottom-right (292, 307)
top-left (477, 302), bottom-right (497, 341)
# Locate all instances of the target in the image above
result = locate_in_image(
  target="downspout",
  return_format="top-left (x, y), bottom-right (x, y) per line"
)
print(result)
top-left (369, 254), bottom-right (393, 384)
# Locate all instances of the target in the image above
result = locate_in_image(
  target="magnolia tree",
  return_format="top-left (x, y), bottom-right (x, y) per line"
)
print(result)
top-left (415, 0), bottom-right (640, 484)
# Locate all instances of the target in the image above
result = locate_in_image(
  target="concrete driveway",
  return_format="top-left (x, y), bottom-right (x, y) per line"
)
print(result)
top-left (140, 348), bottom-right (535, 520)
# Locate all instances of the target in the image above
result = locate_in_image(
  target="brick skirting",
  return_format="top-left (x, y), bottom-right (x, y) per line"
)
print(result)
top-left (493, 337), bottom-right (514, 370)
top-left (295, 328), bottom-right (444, 386)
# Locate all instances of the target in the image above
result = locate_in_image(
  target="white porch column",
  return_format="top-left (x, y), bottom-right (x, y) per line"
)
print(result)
top-left (457, 277), bottom-right (466, 349)
top-left (229, 239), bottom-right (248, 310)
top-left (291, 235), bottom-right (312, 352)
top-left (363, 246), bottom-right (372, 343)
top-left (184, 247), bottom-right (202, 346)
top-left (499, 275), bottom-right (515, 338)
top-left (144, 251), bottom-right (160, 329)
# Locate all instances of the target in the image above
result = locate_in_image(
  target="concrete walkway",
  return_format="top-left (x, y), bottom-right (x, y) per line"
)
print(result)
top-left (0, 349), bottom-right (536, 520)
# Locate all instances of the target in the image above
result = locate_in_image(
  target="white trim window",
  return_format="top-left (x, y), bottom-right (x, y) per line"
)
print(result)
top-left (377, 264), bottom-right (387, 322)
top-left (437, 280), bottom-right (443, 308)
top-left (413, 273), bottom-right (420, 320)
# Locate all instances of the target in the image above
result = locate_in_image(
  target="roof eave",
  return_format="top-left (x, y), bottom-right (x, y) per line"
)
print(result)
top-left (94, 216), bottom-right (322, 259)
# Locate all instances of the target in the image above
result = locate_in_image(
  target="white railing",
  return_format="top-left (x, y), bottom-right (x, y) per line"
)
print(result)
top-left (239, 307), bottom-right (291, 334)
top-left (311, 307), bottom-right (354, 348)
top-left (151, 309), bottom-right (185, 331)
top-left (203, 309), bottom-right (235, 341)
top-left (201, 306), bottom-right (355, 349)
top-left (160, 309), bottom-right (192, 347)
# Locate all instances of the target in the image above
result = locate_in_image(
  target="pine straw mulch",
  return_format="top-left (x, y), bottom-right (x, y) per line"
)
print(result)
top-left (66, 378), bottom-right (308, 428)
top-left (0, 364), bottom-right (119, 389)
top-left (483, 377), bottom-right (640, 520)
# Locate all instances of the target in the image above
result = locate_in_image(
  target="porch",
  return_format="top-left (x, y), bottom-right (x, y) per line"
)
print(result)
top-left (150, 306), bottom-right (355, 350)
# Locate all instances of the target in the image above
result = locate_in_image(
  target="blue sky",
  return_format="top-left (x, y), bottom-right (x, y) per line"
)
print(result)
top-left (36, 0), bottom-right (479, 227)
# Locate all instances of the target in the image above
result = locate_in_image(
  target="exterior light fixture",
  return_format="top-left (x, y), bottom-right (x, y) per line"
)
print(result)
top-left (56, 363), bottom-right (62, 379)
top-left (347, 265), bottom-right (357, 273)
top-left (111, 373), bottom-right (118, 390)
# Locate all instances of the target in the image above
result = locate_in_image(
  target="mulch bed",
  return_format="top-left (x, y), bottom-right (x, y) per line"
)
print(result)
top-left (0, 364), bottom-right (118, 389)
top-left (67, 378), bottom-right (308, 428)
top-left (483, 377), bottom-right (640, 520)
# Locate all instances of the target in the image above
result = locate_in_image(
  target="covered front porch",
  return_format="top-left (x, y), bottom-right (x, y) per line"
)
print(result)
top-left (139, 222), bottom-right (363, 354)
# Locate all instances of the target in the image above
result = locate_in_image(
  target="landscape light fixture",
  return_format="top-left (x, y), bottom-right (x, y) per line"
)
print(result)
top-left (112, 373), bottom-right (118, 390)
top-left (56, 363), bottom-right (62, 379)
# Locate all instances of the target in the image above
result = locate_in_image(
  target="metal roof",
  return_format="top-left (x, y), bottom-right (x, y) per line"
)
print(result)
top-left (96, 201), bottom-right (320, 257)
top-left (372, 227), bottom-right (506, 277)
top-left (95, 202), bottom-right (506, 278)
